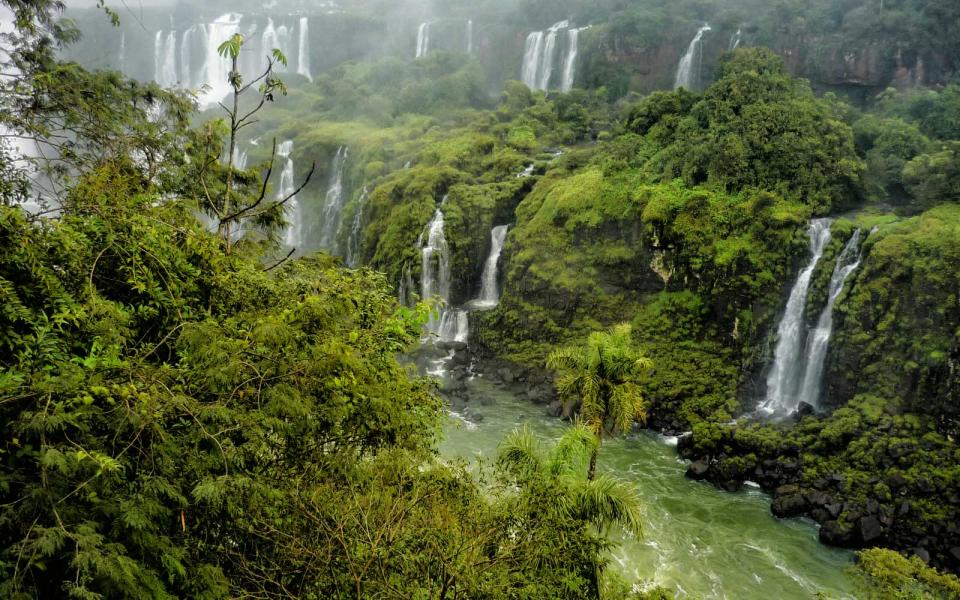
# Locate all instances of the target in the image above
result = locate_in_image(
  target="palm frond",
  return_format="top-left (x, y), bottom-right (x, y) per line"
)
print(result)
top-left (497, 426), bottom-right (544, 478)
top-left (574, 474), bottom-right (644, 538)
top-left (548, 421), bottom-right (596, 477)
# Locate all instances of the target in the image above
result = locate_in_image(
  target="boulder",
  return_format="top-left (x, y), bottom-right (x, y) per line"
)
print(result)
top-left (772, 493), bottom-right (809, 518)
top-left (859, 515), bottom-right (884, 543)
top-left (913, 547), bottom-right (931, 563)
top-left (820, 520), bottom-right (857, 547)
top-left (794, 401), bottom-right (816, 419)
top-left (686, 460), bottom-right (710, 480)
top-left (545, 401), bottom-right (562, 418)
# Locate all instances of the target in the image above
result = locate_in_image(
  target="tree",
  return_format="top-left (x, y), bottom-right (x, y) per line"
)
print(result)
top-left (196, 34), bottom-right (315, 255)
top-left (498, 424), bottom-right (646, 598)
top-left (547, 324), bottom-right (653, 480)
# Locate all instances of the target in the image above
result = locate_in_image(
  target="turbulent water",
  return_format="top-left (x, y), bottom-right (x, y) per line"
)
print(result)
top-left (440, 378), bottom-right (854, 599)
top-left (674, 24), bottom-right (712, 91)
top-left (796, 229), bottom-right (864, 408)
top-left (760, 218), bottom-right (833, 415)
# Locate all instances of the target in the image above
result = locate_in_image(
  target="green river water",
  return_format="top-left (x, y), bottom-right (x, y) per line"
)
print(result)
top-left (438, 376), bottom-right (856, 599)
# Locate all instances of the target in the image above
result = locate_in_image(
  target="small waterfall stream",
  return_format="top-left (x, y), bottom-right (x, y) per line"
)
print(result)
top-left (318, 146), bottom-right (348, 253)
top-left (796, 229), bottom-right (864, 408)
top-left (466, 20), bottom-right (474, 54)
top-left (419, 205), bottom-right (452, 340)
top-left (297, 17), bottom-right (312, 80)
top-left (759, 219), bottom-right (833, 415)
top-left (345, 187), bottom-right (369, 268)
top-left (277, 141), bottom-right (300, 247)
top-left (416, 22), bottom-right (431, 58)
top-left (472, 225), bottom-right (509, 309)
top-left (560, 27), bottom-right (584, 92)
top-left (674, 24), bottom-right (711, 91)
top-left (729, 29), bottom-right (743, 52)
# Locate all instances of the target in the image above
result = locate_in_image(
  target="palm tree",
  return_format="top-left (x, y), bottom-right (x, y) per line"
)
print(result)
top-left (547, 323), bottom-right (653, 480)
top-left (498, 423), bottom-right (644, 536)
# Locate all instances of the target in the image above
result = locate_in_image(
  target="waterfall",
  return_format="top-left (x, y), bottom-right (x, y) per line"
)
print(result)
top-left (438, 310), bottom-right (470, 344)
top-left (197, 13), bottom-right (243, 108)
top-left (560, 27), bottom-right (582, 92)
top-left (520, 31), bottom-right (545, 89)
top-left (297, 17), bottom-right (312, 80)
top-left (261, 19), bottom-right (293, 73)
top-left (276, 141), bottom-right (300, 248)
top-left (759, 218), bottom-right (833, 415)
top-left (119, 33), bottom-right (126, 74)
top-left (466, 20), bottom-right (474, 54)
top-left (416, 22), bottom-right (431, 58)
top-left (420, 206), bottom-right (452, 338)
top-left (345, 186), bottom-right (369, 268)
top-left (674, 24), bottom-right (711, 91)
top-left (318, 146), bottom-right (349, 252)
top-left (729, 29), bottom-right (742, 52)
top-left (537, 25), bottom-right (562, 91)
top-left (796, 230), bottom-right (864, 408)
top-left (521, 20), bottom-right (570, 91)
top-left (473, 225), bottom-right (509, 309)
top-left (154, 30), bottom-right (178, 88)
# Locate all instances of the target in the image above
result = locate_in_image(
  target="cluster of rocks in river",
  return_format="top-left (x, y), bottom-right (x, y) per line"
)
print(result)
top-left (678, 429), bottom-right (960, 572)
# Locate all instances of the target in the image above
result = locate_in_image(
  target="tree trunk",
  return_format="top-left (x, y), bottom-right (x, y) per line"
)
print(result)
top-left (587, 436), bottom-right (602, 481)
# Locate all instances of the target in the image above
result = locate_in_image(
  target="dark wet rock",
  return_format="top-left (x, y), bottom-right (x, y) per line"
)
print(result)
top-left (720, 479), bottom-right (742, 493)
top-left (886, 472), bottom-right (909, 490)
top-left (826, 503), bottom-right (842, 518)
top-left (859, 515), bottom-right (884, 543)
top-left (805, 490), bottom-right (832, 509)
top-left (811, 509), bottom-right (831, 523)
top-left (898, 500), bottom-right (911, 516)
top-left (496, 368), bottom-right (515, 384)
top-left (775, 484), bottom-right (800, 496)
top-left (820, 520), bottom-right (857, 547)
top-left (913, 547), bottom-right (931, 563)
top-left (546, 401), bottom-right (562, 418)
top-left (686, 460), bottom-right (710, 480)
top-left (772, 493), bottom-right (808, 518)
top-left (794, 401), bottom-right (816, 419)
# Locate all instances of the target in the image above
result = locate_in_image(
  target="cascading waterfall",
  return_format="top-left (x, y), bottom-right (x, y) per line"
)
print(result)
top-left (154, 30), bottom-right (178, 88)
top-left (119, 33), bottom-right (126, 74)
top-left (276, 141), bottom-right (300, 247)
top-left (759, 218), bottom-right (833, 415)
top-left (297, 17), bottom-right (312, 80)
top-left (420, 206), bottom-right (453, 339)
top-left (729, 29), bottom-right (742, 52)
top-left (560, 27), bottom-right (583, 92)
top-left (197, 14), bottom-right (243, 108)
top-left (796, 229), bottom-right (864, 409)
top-left (466, 20), bottom-right (474, 54)
top-left (520, 20), bottom-right (570, 91)
top-left (261, 19), bottom-right (294, 74)
top-left (345, 186), bottom-right (369, 268)
top-left (416, 22), bottom-right (431, 58)
top-left (318, 146), bottom-right (348, 252)
top-left (473, 225), bottom-right (509, 309)
top-left (674, 24), bottom-right (711, 90)
top-left (438, 310), bottom-right (470, 344)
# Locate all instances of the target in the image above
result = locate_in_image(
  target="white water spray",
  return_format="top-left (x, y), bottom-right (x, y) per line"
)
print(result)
top-left (674, 24), bottom-right (711, 90)
top-left (759, 219), bottom-right (833, 415)
top-left (318, 146), bottom-right (349, 252)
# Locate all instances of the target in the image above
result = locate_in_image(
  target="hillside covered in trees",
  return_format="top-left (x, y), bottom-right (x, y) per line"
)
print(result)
top-left (3, 0), bottom-right (960, 598)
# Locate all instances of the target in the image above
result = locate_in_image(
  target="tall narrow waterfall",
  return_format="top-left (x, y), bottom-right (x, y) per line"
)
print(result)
top-left (318, 146), bottom-right (349, 252)
top-left (154, 30), bottom-right (178, 88)
top-left (345, 187), bottom-right (369, 268)
top-left (416, 22), bottom-right (431, 58)
top-left (473, 226), bottom-right (509, 309)
top-left (560, 27), bottom-right (582, 92)
top-left (420, 207), bottom-right (452, 339)
top-left (466, 20), bottom-right (474, 54)
top-left (297, 17), bottom-right (312, 80)
top-left (277, 141), bottom-right (300, 247)
top-left (674, 24), bottom-right (711, 91)
top-left (197, 14), bottom-right (243, 108)
top-left (119, 33), bottom-right (127, 74)
top-left (520, 20), bottom-right (570, 91)
top-left (759, 219), bottom-right (833, 415)
top-left (796, 230), bottom-right (864, 408)
top-left (729, 29), bottom-right (742, 51)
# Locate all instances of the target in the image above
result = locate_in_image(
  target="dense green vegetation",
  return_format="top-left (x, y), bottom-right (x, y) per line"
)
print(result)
top-left (6, 0), bottom-right (960, 595)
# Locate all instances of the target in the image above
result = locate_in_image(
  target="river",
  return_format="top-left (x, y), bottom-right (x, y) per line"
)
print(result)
top-left (438, 375), bottom-right (855, 599)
